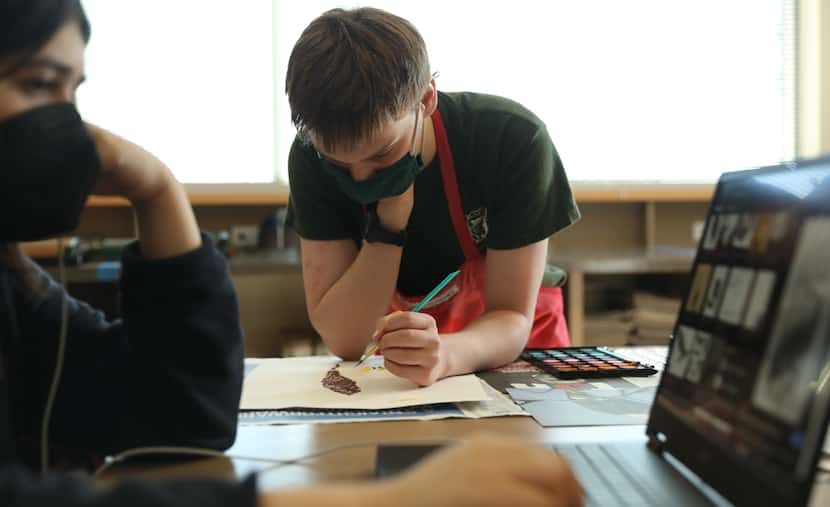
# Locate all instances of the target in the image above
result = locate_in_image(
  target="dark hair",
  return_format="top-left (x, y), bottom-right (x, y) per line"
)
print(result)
top-left (0, 0), bottom-right (91, 75)
top-left (0, 0), bottom-right (90, 296)
top-left (285, 7), bottom-right (430, 152)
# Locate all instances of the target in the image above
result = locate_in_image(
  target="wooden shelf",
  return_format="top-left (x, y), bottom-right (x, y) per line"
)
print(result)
top-left (557, 248), bottom-right (696, 346)
top-left (83, 184), bottom-right (711, 208)
top-left (571, 183), bottom-right (714, 202)
top-left (37, 248), bottom-right (301, 282)
top-left (87, 192), bottom-right (291, 207)
top-left (20, 240), bottom-right (61, 259)
top-left (553, 247), bottom-right (696, 275)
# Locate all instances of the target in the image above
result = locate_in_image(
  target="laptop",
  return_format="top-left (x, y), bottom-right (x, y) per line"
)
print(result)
top-left (375, 155), bottom-right (830, 507)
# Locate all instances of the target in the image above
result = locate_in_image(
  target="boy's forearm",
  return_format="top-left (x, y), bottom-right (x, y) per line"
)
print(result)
top-left (310, 242), bottom-right (403, 359)
top-left (440, 310), bottom-right (531, 377)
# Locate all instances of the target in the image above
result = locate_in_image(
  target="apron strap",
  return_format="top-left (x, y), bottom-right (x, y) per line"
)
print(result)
top-left (431, 109), bottom-right (480, 260)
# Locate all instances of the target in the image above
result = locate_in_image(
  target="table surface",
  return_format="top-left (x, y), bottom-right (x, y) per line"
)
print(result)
top-left (98, 413), bottom-right (830, 506)
top-left (100, 419), bottom-right (648, 489)
top-left (99, 352), bottom-right (830, 506)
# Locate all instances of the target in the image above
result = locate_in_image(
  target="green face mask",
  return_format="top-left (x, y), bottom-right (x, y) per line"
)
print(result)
top-left (318, 109), bottom-right (425, 205)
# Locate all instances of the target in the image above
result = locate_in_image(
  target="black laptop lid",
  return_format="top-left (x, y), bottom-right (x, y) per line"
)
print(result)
top-left (647, 155), bottom-right (830, 507)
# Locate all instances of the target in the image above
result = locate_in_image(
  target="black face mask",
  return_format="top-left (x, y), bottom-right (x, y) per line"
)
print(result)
top-left (0, 103), bottom-right (101, 242)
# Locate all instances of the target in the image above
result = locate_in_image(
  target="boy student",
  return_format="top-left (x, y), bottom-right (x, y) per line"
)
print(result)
top-left (1, 1), bottom-right (582, 506)
top-left (286, 7), bottom-right (580, 386)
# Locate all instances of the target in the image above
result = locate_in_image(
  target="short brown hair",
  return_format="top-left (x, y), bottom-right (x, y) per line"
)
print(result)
top-left (285, 7), bottom-right (431, 152)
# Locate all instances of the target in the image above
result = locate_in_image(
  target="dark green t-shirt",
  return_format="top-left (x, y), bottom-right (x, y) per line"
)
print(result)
top-left (287, 91), bottom-right (581, 296)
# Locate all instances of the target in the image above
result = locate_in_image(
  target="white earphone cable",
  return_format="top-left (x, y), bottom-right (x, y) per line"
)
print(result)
top-left (94, 437), bottom-right (455, 478)
top-left (41, 237), bottom-right (68, 476)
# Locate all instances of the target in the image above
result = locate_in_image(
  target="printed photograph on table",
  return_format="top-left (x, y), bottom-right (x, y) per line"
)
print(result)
top-left (685, 263), bottom-right (712, 313)
top-left (702, 266), bottom-right (729, 318)
top-left (506, 376), bottom-right (658, 427)
top-left (752, 216), bottom-right (830, 425)
top-left (476, 364), bottom-right (558, 394)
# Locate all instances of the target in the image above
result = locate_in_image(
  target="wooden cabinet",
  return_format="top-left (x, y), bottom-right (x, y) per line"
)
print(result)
top-left (30, 187), bottom-right (713, 354)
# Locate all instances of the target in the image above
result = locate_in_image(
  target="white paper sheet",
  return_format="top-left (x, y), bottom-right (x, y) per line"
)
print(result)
top-left (456, 381), bottom-right (527, 419)
top-left (240, 355), bottom-right (490, 410)
top-left (238, 379), bottom-right (527, 425)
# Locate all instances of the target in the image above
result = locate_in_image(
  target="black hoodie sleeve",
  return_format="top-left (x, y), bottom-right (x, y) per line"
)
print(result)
top-left (18, 233), bottom-right (245, 461)
top-left (1, 465), bottom-right (258, 507)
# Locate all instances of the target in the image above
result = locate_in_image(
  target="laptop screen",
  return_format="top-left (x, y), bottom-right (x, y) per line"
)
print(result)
top-left (648, 155), bottom-right (830, 506)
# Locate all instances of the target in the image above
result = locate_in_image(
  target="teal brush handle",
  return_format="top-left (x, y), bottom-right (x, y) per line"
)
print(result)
top-left (412, 270), bottom-right (460, 312)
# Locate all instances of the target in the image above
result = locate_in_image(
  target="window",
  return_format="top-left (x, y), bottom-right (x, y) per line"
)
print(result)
top-left (79, 1), bottom-right (797, 184)
top-left (78, 0), bottom-right (276, 183)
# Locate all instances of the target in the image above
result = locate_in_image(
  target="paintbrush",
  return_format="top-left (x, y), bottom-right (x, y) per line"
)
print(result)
top-left (354, 269), bottom-right (461, 367)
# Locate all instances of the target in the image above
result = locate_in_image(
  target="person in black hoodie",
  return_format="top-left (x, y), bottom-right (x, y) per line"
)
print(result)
top-left (0, 1), bottom-right (583, 506)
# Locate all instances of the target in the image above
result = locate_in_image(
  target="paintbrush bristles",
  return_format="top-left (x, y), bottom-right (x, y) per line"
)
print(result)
top-left (355, 342), bottom-right (379, 366)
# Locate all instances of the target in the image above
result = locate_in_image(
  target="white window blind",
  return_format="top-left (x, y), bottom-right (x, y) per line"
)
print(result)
top-left (78, 1), bottom-right (796, 184)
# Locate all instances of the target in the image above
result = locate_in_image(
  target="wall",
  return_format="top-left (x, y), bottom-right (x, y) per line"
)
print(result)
top-left (799, 0), bottom-right (830, 158)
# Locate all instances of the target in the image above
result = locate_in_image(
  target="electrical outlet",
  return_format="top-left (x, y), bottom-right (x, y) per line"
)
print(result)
top-left (231, 225), bottom-right (259, 247)
top-left (691, 220), bottom-right (705, 242)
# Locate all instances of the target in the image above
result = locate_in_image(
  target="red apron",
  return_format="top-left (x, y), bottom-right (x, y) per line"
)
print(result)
top-left (387, 109), bottom-right (570, 348)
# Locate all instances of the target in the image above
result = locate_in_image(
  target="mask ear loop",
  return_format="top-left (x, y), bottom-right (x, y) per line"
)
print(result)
top-left (409, 105), bottom-right (426, 158)
top-left (413, 73), bottom-right (439, 157)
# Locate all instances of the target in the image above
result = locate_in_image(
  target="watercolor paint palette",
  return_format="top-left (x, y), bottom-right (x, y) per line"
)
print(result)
top-left (521, 346), bottom-right (659, 379)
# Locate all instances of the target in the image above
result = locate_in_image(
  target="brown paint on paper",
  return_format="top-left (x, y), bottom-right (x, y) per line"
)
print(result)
top-left (322, 366), bottom-right (361, 395)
